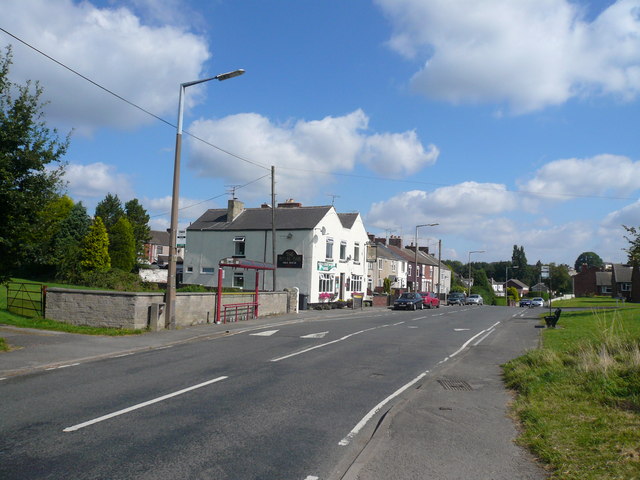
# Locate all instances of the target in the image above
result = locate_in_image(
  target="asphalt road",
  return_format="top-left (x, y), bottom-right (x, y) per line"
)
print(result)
top-left (1, 305), bottom-right (536, 479)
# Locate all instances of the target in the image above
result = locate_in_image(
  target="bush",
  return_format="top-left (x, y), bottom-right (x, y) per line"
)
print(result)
top-left (76, 269), bottom-right (159, 291)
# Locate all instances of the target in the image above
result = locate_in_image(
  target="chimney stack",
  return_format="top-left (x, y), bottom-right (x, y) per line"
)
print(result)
top-left (227, 198), bottom-right (244, 222)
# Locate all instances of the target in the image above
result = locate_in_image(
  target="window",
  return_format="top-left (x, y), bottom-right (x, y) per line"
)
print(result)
top-left (368, 261), bottom-right (374, 271)
top-left (201, 267), bottom-right (215, 274)
top-left (325, 238), bottom-right (334, 260)
top-left (340, 241), bottom-right (347, 261)
top-left (621, 282), bottom-right (632, 292)
top-left (351, 275), bottom-right (363, 292)
top-left (233, 236), bottom-right (246, 257)
top-left (186, 266), bottom-right (194, 273)
top-left (391, 262), bottom-right (397, 272)
top-left (319, 273), bottom-right (335, 293)
top-left (157, 246), bottom-right (164, 254)
top-left (233, 272), bottom-right (244, 288)
top-left (354, 243), bottom-right (360, 263)
top-left (378, 258), bottom-right (383, 270)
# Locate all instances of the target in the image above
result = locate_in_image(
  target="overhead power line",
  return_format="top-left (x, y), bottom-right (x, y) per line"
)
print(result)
top-left (0, 26), bottom-right (269, 171)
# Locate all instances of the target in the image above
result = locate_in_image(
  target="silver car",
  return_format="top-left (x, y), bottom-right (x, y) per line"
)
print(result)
top-left (466, 294), bottom-right (484, 305)
top-left (531, 297), bottom-right (545, 307)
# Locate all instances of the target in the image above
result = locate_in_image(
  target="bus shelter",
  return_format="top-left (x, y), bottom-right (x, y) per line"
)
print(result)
top-left (216, 257), bottom-right (275, 324)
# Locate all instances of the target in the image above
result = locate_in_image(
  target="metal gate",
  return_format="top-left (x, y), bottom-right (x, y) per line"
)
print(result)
top-left (6, 282), bottom-right (46, 318)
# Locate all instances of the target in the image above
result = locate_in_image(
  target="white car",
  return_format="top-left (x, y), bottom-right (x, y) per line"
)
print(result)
top-left (531, 297), bottom-right (545, 307)
top-left (466, 294), bottom-right (484, 305)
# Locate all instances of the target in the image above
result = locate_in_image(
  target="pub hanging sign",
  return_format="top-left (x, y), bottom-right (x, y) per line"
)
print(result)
top-left (277, 249), bottom-right (303, 268)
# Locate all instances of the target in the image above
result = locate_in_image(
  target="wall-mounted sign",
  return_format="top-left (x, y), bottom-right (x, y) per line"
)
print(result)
top-left (277, 249), bottom-right (303, 268)
top-left (317, 261), bottom-right (337, 272)
top-left (177, 230), bottom-right (186, 248)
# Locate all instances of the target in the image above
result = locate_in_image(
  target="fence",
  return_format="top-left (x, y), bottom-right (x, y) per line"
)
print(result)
top-left (6, 282), bottom-right (45, 318)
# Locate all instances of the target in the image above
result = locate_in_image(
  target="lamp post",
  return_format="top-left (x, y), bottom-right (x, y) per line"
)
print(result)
top-left (414, 223), bottom-right (439, 292)
top-left (165, 69), bottom-right (245, 329)
top-left (505, 265), bottom-right (518, 306)
top-left (467, 250), bottom-right (485, 297)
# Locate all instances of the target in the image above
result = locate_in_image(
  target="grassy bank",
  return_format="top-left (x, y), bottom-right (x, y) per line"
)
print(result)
top-left (504, 306), bottom-right (640, 479)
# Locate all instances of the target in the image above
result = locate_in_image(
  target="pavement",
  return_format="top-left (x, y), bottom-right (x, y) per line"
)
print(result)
top-left (0, 306), bottom-right (549, 479)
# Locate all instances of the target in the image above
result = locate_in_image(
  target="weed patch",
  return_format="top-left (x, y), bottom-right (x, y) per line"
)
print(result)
top-left (504, 307), bottom-right (640, 479)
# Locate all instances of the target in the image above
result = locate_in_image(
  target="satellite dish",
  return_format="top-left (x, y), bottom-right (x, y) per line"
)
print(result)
top-left (321, 226), bottom-right (327, 235)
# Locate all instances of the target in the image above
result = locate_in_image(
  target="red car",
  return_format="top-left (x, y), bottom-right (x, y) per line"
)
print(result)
top-left (419, 292), bottom-right (440, 308)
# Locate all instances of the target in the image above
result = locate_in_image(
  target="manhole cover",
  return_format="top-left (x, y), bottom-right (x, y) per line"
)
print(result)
top-left (437, 377), bottom-right (473, 391)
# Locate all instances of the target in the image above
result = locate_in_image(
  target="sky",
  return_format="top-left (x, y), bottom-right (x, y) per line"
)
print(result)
top-left (2, 0), bottom-right (640, 267)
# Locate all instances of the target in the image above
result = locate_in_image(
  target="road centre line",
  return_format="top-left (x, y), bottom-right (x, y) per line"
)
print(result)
top-left (473, 328), bottom-right (495, 346)
top-left (271, 324), bottom-right (392, 362)
top-left (63, 376), bottom-right (228, 432)
top-left (339, 370), bottom-right (429, 446)
top-left (449, 322), bottom-right (501, 358)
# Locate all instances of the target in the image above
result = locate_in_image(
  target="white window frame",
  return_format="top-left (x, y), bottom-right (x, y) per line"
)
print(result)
top-left (378, 258), bottom-right (383, 270)
top-left (326, 238), bottom-right (334, 260)
top-left (340, 240), bottom-right (347, 261)
top-left (353, 243), bottom-right (360, 264)
top-left (233, 272), bottom-right (244, 288)
top-left (319, 273), bottom-right (335, 293)
top-left (201, 266), bottom-right (215, 274)
top-left (351, 275), bottom-right (363, 292)
top-left (233, 236), bottom-right (246, 257)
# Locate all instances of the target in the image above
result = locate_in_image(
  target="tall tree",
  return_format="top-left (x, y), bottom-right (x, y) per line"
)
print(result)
top-left (125, 198), bottom-right (150, 259)
top-left (53, 201), bottom-right (91, 281)
top-left (0, 45), bottom-right (68, 282)
top-left (80, 217), bottom-right (110, 272)
top-left (109, 217), bottom-right (136, 272)
top-left (623, 226), bottom-right (640, 264)
top-left (574, 251), bottom-right (604, 271)
top-left (95, 193), bottom-right (124, 231)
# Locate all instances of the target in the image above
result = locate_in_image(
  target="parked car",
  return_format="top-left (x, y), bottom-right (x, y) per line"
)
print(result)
top-left (530, 297), bottom-right (545, 307)
top-left (519, 298), bottom-right (532, 307)
top-left (393, 292), bottom-right (424, 310)
top-left (447, 292), bottom-right (466, 306)
top-left (419, 292), bottom-right (440, 308)
top-left (466, 294), bottom-right (484, 306)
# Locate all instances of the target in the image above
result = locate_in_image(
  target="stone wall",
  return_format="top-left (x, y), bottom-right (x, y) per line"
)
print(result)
top-left (45, 288), bottom-right (292, 330)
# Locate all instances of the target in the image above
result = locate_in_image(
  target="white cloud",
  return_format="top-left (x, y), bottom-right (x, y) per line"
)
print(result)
top-left (2, 0), bottom-right (210, 132)
top-left (186, 109), bottom-right (437, 200)
top-left (519, 154), bottom-right (640, 200)
top-left (63, 162), bottom-right (133, 199)
top-left (375, 0), bottom-right (640, 113)
top-left (602, 199), bottom-right (640, 228)
top-left (366, 182), bottom-right (517, 231)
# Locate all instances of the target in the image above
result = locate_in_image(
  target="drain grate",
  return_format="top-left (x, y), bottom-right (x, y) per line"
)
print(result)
top-left (437, 377), bottom-right (473, 391)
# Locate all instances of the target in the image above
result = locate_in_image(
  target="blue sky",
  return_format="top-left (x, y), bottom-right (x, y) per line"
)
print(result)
top-left (3, 0), bottom-right (640, 266)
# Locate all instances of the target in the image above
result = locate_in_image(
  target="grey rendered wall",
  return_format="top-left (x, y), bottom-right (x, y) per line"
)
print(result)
top-left (45, 288), bottom-right (291, 329)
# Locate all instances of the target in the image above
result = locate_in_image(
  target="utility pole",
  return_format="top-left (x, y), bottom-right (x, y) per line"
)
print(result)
top-left (437, 239), bottom-right (442, 300)
top-left (271, 166), bottom-right (277, 291)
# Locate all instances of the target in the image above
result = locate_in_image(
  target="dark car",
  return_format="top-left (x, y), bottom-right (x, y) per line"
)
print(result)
top-left (447, 292), bottom-right (466, 306)
top-left (393, 292), bottom-right (423, 310)
top-left (519, 298), bottom-right (532, 307)
top-left (419, 292), bottom-right (440, 308)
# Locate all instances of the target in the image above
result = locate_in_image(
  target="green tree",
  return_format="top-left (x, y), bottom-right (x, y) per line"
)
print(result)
top-left (81, 216), bottom-right (110, 272)
top-left (53, 201), bottom-right (91, 281)
top-left (0, 45), bottom-right (69, 282)
top-left (109, 217), bottom-right (136, 272)
top-left (470, 268), bottom-right (495, 304)
top-left (574, 251), bottom-right (603, 271)
top-left (623, 226), bottom-right (640, 264)
top-left (383, 277), bottom-right (391, 294)
top-left (30, 194), bottom-right (74, 265)
top-left (550, 263), bottom-right (572, 295)
top-left (95, 193), bottom-right (124, 231)
top-left (124, 198), bottom-right (150, 259)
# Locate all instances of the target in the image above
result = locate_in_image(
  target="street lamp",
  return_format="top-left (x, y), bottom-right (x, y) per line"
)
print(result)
top-left (467, 250), bottom-right (485, 297)
top-left (414, 223), bottom-right (439, 292)
top-left (505, 265), bottom-right (518, 306)
top-left (165, 69), bottom-right (245, 329)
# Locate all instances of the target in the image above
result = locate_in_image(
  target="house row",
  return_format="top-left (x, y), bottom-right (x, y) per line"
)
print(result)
top-left (366, 235), bottom-right (451, 297)
top-left (573, 263), bottom-right (638, 301)
top-left (146, 198), bottom-right (451, 305)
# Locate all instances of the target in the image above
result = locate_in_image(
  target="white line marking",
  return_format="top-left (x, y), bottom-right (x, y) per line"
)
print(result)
top-left (0, 377), bottom-right (6, 381)
top-left (304, 476), bottom-right (319, 480)
top-left (339, 371), bottom-right (429, 446)
top-left (63, 376), bottom-right (228, 432)
top-left (271, 325), bottom-right (389, 362)
top-left (408, 326), bottom-right (418, 329)
top-left (155, 345), bottom-right (173, 350)
top-left (454, 328), bottom-right (470, 331)
top-left (301, 331), bottom-right (329, 339)
top-left (114, 353), bottom-right (134, 358)
top-left (250, 330), bottom-right (279, 337)
top-left (473, 328), bottom-right (495, 346)
top-left (449, 329), bottom-right (489, 358)
top-left (392, 321), bottom-right (405, 326)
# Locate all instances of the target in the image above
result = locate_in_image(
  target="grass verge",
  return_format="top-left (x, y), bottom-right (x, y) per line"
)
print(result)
top-left (0, 337), bottom-right (8, 352)
top-left (503, 306), bottom-right (640, 479)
